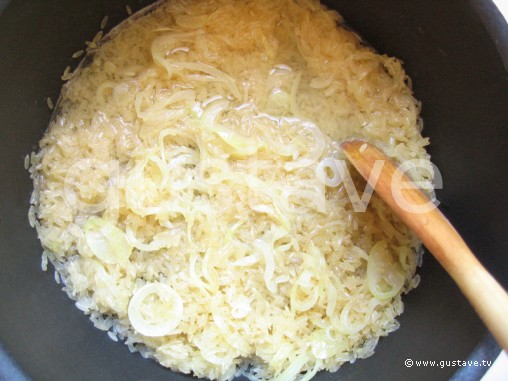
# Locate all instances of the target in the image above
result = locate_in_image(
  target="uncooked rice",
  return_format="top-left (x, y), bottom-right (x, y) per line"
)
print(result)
top-left (29, 1), bottom-right (433, 380)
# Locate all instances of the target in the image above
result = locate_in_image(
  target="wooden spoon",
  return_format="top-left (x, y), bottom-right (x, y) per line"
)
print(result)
top-left (341, 140), bottom-right (508, 351)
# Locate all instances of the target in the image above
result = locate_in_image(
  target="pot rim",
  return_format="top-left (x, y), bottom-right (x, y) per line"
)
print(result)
top-left (0, 0), bottom-right (505, 380)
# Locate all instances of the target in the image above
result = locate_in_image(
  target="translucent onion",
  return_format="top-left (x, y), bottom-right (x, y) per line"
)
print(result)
top-left (316, 158), bottom-right (343, 187)
top-left (367, 241), bottom-right (406, 299)
top-left (128, 283), bottom-right (184, 337)
top-left (84, 216), bottom-right (132, 265)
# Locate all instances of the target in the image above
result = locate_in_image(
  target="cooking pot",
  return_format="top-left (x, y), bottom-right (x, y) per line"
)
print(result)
top-left (0, 1), bottom-right (507, 380)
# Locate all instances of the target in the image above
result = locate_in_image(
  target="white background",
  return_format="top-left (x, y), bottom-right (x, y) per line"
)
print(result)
top-left (493, 0), bottom-right (508, 17)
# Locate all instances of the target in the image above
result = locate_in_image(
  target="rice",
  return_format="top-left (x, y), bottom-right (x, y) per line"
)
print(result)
top-left (40, 251), bottom-right (48, 272)
top-left (108, 331), bottom-right (119, 342)
top-left (61, 65), bottom-right (72, 81)
top-left (92, 30), bottom-right (103, 44)
top-left (84, 40), bottom-right (96, 49)
top-left (72, 50), bottom-right (84, 59)
top-left (100, 15), bottom-right (109, 30)
top-left (46, 97), bottom-right (54, 110)
top-left (28, 1), bottom-right (432, 380)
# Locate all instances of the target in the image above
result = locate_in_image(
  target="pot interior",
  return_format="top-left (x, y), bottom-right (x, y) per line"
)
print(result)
top-left (0, 1), bottom-right (507, 380)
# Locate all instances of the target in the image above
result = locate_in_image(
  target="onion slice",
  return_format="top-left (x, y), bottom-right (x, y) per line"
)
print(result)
top-left (84, 216), bottom-right (133, 265)
top-left (367, 241), bottom-right (405, 299)
top-left (128, 283), bottom-right (184, 337)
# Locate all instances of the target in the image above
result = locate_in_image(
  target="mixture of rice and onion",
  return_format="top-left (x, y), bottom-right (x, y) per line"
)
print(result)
top-left (28, 0), bottom-right (433, 380)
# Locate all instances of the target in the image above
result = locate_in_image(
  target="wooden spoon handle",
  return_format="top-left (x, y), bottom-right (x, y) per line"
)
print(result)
top-left (341, 140), bottom-right (508, 351)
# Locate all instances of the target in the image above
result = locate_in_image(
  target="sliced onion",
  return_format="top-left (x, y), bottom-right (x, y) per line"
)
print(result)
top-left (198, 100), bottom-right (264, 157)
top-left (272, 353), bottom-right (308, 381)
top-left (128, 283), bottom-right (184, 337)
top-left (316, 158), bottom-right (343, 187)
top-left (367, 241), bottom-right (405, 299)
top-left (230, 295), bottom-right (252, 319)
top-left (253, 239), bottom-right (277, 293)
top-left (84, 216), bottom-right (132, 265)
top-left (338, 302), bottom-right (369, 334)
